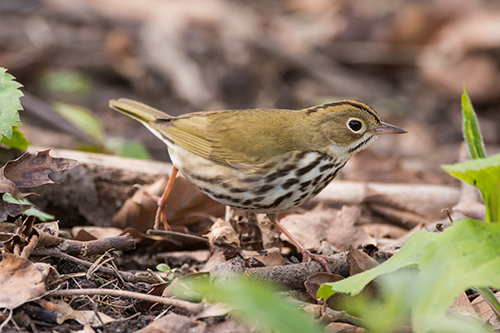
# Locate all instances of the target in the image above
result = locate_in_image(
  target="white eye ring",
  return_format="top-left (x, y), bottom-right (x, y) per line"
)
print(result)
top-left (346, 118), bottom-right (364, 132)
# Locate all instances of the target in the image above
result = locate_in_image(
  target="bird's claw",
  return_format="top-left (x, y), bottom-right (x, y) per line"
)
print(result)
top-left (302, 250), bottom-right (334, 273)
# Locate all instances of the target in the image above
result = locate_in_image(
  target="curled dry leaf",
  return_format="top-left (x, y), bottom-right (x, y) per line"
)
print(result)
top-left (280, 205), bottom-right (373, 253)
top-left (136, 312), bottom-right (206, 333)
top-left (0, 201), bottom-right (31, 222)
top-left (0, 253), bottom-right (59, 309)
top-left (242, 247), bottom-right (285, 267)
top-left (347, 245), bottom-right (379, 276)
top-left (305, 272), bottom-right (344, 300)
top-left (3, 149), bottom-right (77, 188)
top-left (113, 176), bottom-right (224, 232)
top-left (0, 149), bottom-right (77, 220)
top-left (0, 171), bottom-right (26, 199)
top-left (207, 218), bottom-right (240, 247)
top-left (3, 216), bottom-right (37, 255)
top-left (202, 218), bottom-right (242, 271)
top-left (472, 290), bottom-right (500, 330)
top-left (51, 299), bottom-right (115, 327)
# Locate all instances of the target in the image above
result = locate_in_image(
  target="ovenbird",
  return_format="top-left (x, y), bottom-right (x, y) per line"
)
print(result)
top-left (110, 98), bottom-right (406, 271)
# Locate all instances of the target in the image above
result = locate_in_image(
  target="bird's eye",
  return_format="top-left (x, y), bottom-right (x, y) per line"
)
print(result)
top-left (347, 119), bottom-right (363, 132)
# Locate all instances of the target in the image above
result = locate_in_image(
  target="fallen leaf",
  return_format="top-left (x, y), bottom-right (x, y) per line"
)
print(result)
top-left (0, 253), bottom-right (59, 309)
top-left (471, 290), bottom-right (500, 330)
top-left (242, 247), bottom-right (285, 267)
top-left (305, 272), bottom-right (344, 300)
top-left (113, 176), bottom-right (224, 232)
top-left (3, 149), bottom-right (77, 188)
top-left (0, 200), bottom-right (31, 221)
top-left (280, 205), bottom-right (373, 253)
top-left (449, 291), bottom-right (479, 319)
top-left (136, 312), bottom-right (206, 333)
top-left (0, 150), bottom-right (77, 220)
top-left (325, 322), bottom-right (366, 332)
top-left (72, 226), bottom-right (124, 241)
top-left (347, 245), bottom-right (379, 276)
top-left (52, 299), bottom-right (115, 327)
top-left (207, 218), bottom-right (240, 247)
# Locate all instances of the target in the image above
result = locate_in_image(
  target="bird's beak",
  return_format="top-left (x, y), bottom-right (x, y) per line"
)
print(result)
top-left (371, 121), bottom-right (407, 134)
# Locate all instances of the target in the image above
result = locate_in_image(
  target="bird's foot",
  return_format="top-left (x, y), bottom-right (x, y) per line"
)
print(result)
top-left (301, 250), bottom-right (334, 273)
top-left (139, 188), bottom-right (170, 231)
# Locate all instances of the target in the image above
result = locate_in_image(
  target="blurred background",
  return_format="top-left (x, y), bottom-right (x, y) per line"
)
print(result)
top-left (3, 0), bottom-right (500, 185)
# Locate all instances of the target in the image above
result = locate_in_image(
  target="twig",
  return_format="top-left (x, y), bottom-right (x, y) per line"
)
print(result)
top-left (33, 247), bottom-right (159, 285)
top-left (46, 289), bottom-right (203, 314)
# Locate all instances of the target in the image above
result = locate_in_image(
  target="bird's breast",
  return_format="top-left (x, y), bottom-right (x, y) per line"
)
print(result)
top-left (169, 145), bottom-right (348, 214)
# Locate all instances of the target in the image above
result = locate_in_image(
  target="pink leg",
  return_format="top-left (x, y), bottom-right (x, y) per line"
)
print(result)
top-left (267, 214), bottom-right (333, 273)
top-left (153, 166), bottom-right (179, 230)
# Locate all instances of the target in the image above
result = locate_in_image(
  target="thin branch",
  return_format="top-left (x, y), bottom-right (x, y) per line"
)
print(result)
top-left (46, 289), bottom-right (203, 314)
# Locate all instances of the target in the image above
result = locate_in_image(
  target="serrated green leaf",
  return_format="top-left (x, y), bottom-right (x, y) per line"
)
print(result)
top-left (0, 126), bottom-right (30, 150)
top-left (52, 102), bottom-right (104, 145)
top-left (413, 218), bottom-right (500, 332)
top-left (462, 86), bottom-right (485, 159)
top-left (442, 154), bottom-right (500, 222)
top-left (317, 231), bottom-right (438, 299)
top-left (0, 68), bottom-right (24, 140)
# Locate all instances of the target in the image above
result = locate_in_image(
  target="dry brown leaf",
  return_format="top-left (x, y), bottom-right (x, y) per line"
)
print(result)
top-left (52, 299), bottom-right (115, 327)
top-left (4, 149), bottom-right (77, 189)
top-left (280, 205), bottom-right (373, 253)
top-left (243, 247), bottom-right (285, 267)
top-left (72, 226), bottom-right (124, 241)
top-left (305, 272), bottom-right (344, 301)
top-left (362, 223), bottom-right (408, 240)
top-left (207, 218), bottom-right (240, 247)
top-left (113, 176), bottom-right (224, 232)
top-left (0, 169), bottom-right (26, 198)
top-left (136, 310), bottom-right (206, 333)
top-left (0, 253), bottom-right (59, 309)
top-left (0, 150), bottom-right (77, 220)
top-left (202, 218), bottom-right (242, 271)
top-left (471, 290), bottom-right (500, 330)
top-left (453, 201), bottom-right (486, 221)
top-left (347, 246), bottom-right (379, 276)
top-left (325, 322), bottom-right (366, 333)
top-left (0, 201), bottom-right (31, 222)
top-left (449, 291), bottom-right (480, 319)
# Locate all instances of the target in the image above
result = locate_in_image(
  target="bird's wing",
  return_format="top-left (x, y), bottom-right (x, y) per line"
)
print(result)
top-left (155, 109), bottom-right (306, 170)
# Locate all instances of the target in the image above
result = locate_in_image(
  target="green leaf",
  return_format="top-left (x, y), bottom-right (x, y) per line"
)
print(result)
top-left (2, 193), bottom-right (54, 221)
top-left (317, 231), bottom-right (438, 300)
top-left (52, 102), bottom-right (104, 145)
top-left (343, 269), bottom-right (419, 333)
top-left (0, 68), bottom-right (24, 140)
top-left (119, 141), bottom-right (152, 160)
top-left (413, 218), bottom-right (500, 332)
top-left (191, 278), bottom-right (323, 333)
top-left (0, 126), bottom-right (30, 150)
top-left (40, 69), bottom-right (91, 97)
top-left (156, 263), bottom-right (172, 273)
top-left (442, 154), bottom-right (500, 222)
top-left (462, 86), bottom-right (486, 159)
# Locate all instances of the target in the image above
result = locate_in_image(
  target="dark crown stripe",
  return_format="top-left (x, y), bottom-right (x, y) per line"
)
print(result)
top-left (306, 100), bottom-right (380, 122)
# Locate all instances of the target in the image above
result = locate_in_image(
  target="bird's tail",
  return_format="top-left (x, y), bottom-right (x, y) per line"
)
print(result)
top-left (109, 98), bottom-right (171, 123)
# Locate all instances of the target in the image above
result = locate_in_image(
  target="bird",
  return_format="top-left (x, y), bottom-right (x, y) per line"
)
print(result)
top-left (110, 98), bottom-right (406, 271)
